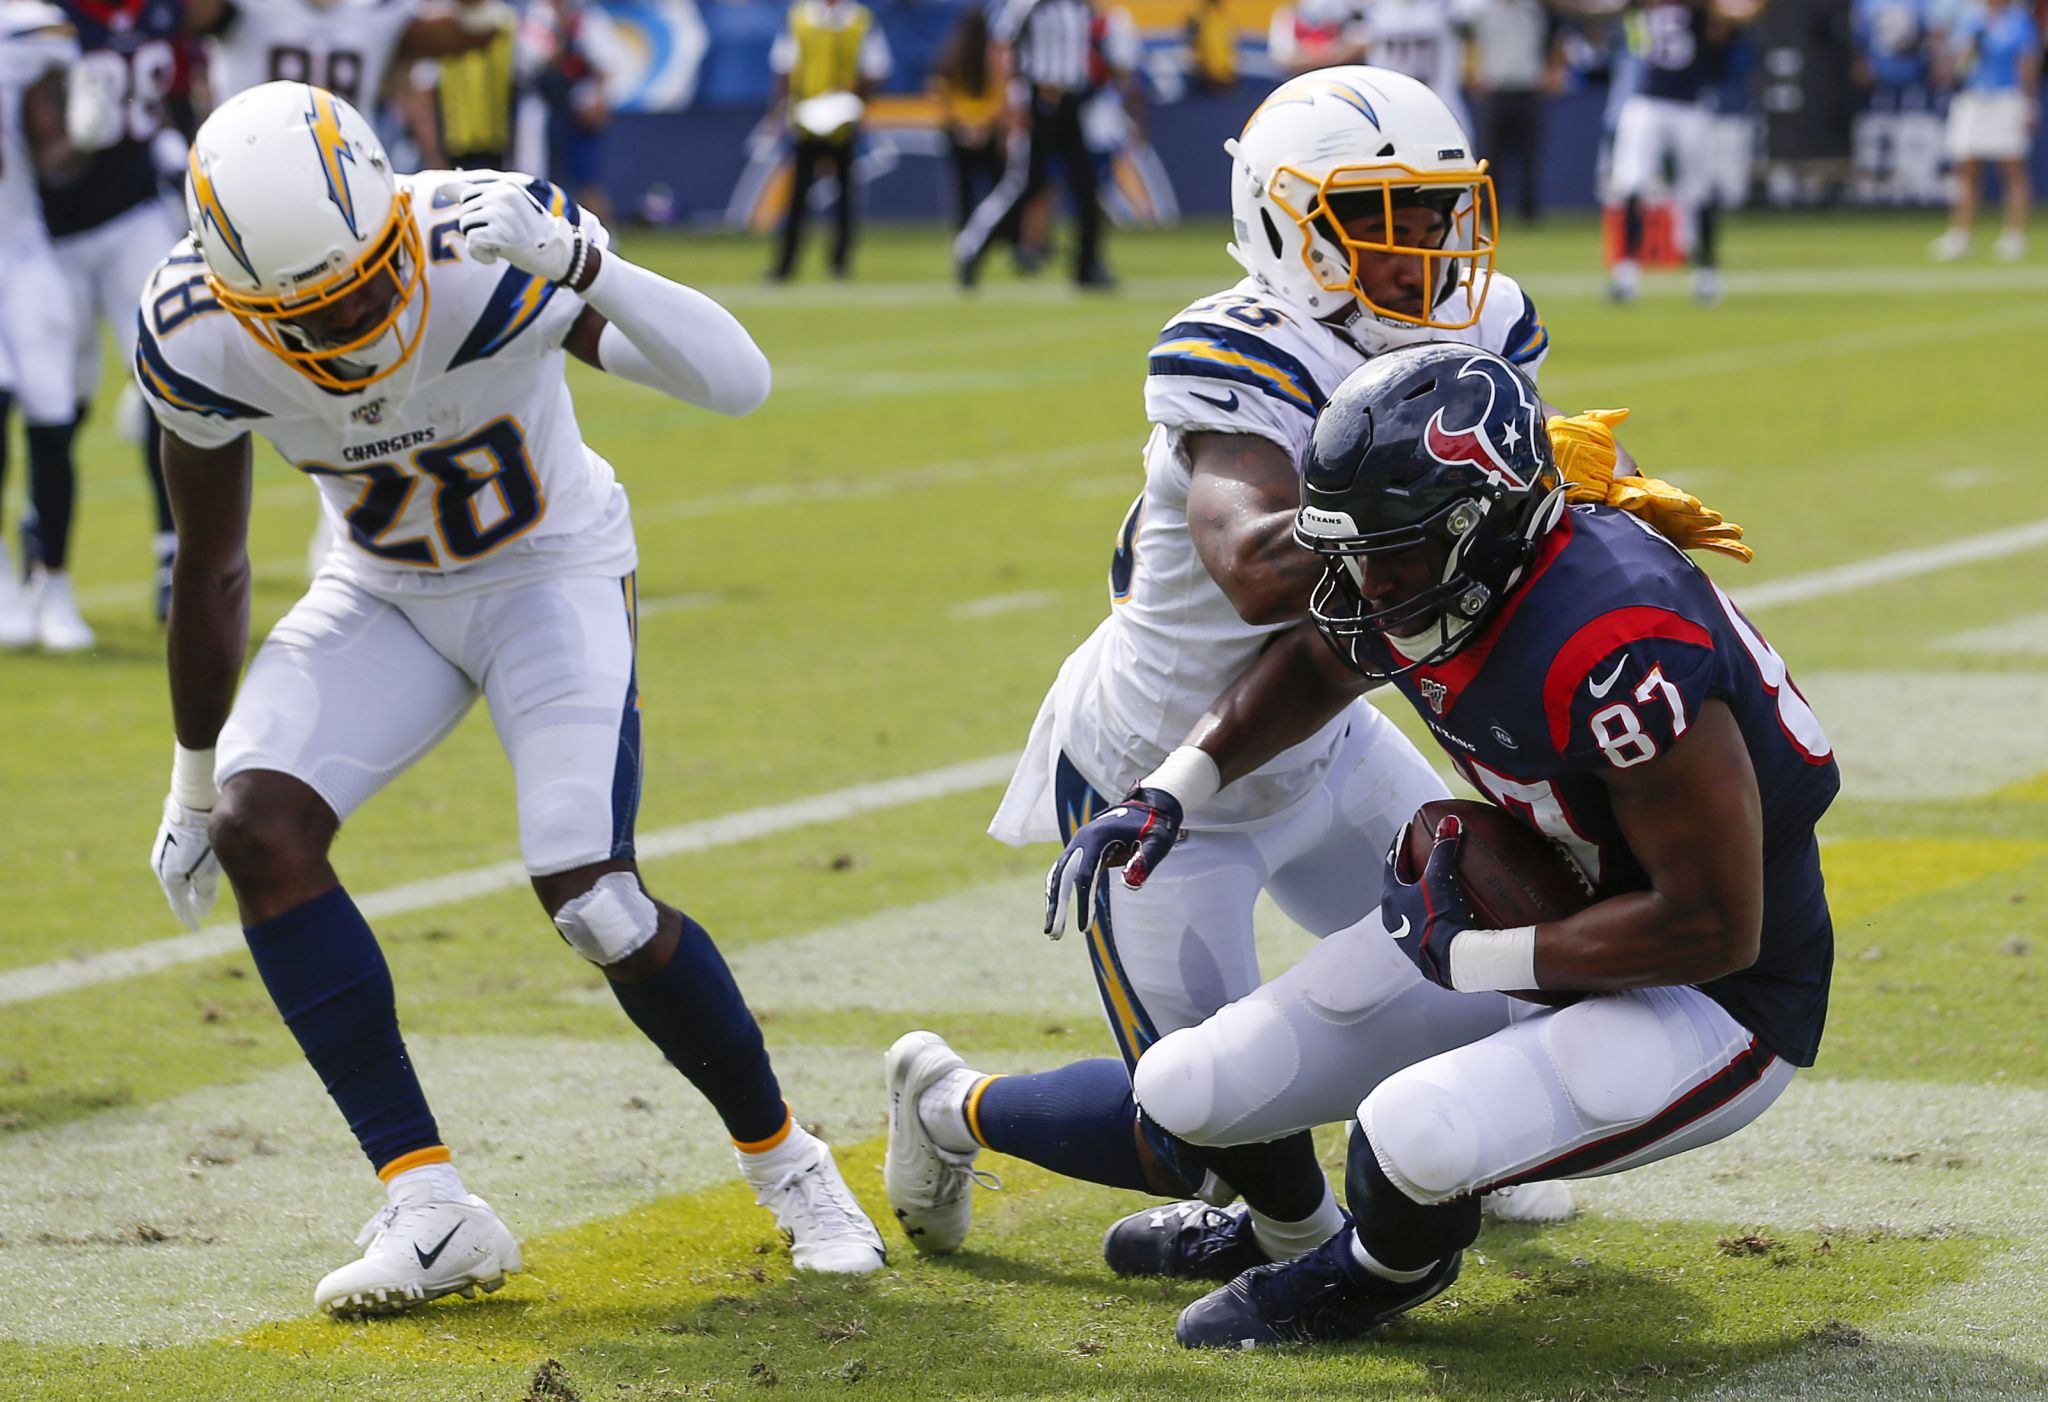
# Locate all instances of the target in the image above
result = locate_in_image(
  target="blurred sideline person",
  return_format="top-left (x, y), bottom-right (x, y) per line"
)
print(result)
top-left (432, 10), bottom-right (518, 169)
top-left (1356, 0), bottom-right (1484, 138)
top-left (768, 0), bottom-right (891, 281)
top-left (531, 0), bottom-right (614, 225)
top-left (885, 69), bottom-right (1600, 1286)
top-left (954, 0), bottom-right (1111, 288)
top-left (0, 0), bottom-right (85, 649)
top-left (1931, 0), bottom-right (2037, 261)
top-left (1187, 0), bottom-right (1239, 91)
top-left (931, 5), bottom-right (1006, 231)
top-left (143, 81), bottom-right (886, 1318)
top-left (1469, 0), bottom-right (1567, 224)
top-left (1605, 0), bottom-right (1750, 306)
top-left (1268, 0), bottom-right (1367, 75)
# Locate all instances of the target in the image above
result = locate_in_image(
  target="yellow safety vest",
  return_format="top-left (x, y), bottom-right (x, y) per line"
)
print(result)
top-left (789, 0), bottom-right (873, 103)
top-left (439, 28), bottom-right (516, 157)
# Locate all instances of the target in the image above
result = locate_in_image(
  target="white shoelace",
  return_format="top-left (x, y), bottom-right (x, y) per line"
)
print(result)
top-left (763, 1163), bottom-right (870, 1241)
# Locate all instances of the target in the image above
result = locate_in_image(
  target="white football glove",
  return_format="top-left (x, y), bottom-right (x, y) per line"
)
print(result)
top-left (452, 180), bottom-right (580, 283)
top-left (151, 796), bottom-right (221, 932)
top-left (65, 60), bottom-right (127, 155)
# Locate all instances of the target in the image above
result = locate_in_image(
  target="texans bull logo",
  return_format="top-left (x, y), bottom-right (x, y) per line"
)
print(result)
top-left (1422, 355), bottom-right (1544, 489)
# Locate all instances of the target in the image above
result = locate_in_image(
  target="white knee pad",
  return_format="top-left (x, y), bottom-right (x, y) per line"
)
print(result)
top-left (1132, 1026), bottom-right (1222, 1142)
top-left (1359, 1074), bottom-right (1487, 1203)
top-left (553, 872), bottom-right (659, 966)
top-left (1541, 996), bottom-right (1678, 1125)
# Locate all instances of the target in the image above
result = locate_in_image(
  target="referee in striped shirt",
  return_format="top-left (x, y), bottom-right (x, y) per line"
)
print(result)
top-left (953, 0), bottom-right (1112, 288)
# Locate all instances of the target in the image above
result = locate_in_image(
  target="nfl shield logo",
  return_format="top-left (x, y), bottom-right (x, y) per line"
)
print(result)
top-left (1419, 678), bottom-right (1449, 714)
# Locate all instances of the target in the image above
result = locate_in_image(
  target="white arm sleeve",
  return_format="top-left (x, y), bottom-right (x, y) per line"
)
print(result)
top-left (584, 253), bottom-right (772, 416)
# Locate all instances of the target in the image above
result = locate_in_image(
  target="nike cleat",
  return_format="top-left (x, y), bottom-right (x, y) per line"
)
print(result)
top-left (884, 1031), bottom-right (999, 1254)
top-left (1175, 1230), bottom-right (1460, 1349)
top-left (744, 1134), bottom-right (888, 1274)
top-left (1102, 1200), bottom-right (1280, 1281)
top-left (314, 1189), bottom-right (521, 1319)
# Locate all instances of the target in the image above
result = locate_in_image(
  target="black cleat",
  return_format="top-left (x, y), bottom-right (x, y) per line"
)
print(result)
top-left (1102, 1201), bottom-right (1278, 1281)
top-left (1175, 1231), bottom-right (1460, 1349)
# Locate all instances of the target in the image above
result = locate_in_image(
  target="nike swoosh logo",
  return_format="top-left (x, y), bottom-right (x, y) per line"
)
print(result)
top-left (1588, 657), bottom-right (1629, 698)
top-left (414, 1224), bottom-right (461, 1270)
top-left (1389, 915), bottom-right (1411, 942)
top-left (1189, 388), bottom-right (1240, 412)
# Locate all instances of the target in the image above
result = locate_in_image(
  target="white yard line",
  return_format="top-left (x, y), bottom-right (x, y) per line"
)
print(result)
top-left (13, 514), bottom-right (2048, 1007)
top-left (947, 590), bottom-right (1061, 620)
top-left (0, 754), bottom-right (1017, 1007)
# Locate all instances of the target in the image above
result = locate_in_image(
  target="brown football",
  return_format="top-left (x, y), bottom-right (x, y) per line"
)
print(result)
top-left (1399, 798), bottom-right (1595, 1007)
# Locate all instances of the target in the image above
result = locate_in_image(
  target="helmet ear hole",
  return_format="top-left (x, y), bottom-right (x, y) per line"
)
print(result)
top-left (1260, 207), bottom-right (1285, 260)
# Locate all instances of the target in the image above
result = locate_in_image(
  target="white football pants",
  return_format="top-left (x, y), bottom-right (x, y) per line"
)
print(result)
top-left (54, 198), bottom-right (182, 401)
top-left (217, 569), bottom-right (645, 875)
top-left (0, 230), bottom-right (79, 425)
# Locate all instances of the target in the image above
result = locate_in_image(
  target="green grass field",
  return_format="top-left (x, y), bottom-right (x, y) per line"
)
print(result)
top-left (4, 211), bottom-right (2048, 1401)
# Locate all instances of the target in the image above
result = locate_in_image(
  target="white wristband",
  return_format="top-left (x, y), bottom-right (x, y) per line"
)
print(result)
top-left (1138, 745), bottom-right (1222, 815)
top-left (1448, 925), bottom-right (1539, 993)
top-left (171, 743), bottom-right (218, 812)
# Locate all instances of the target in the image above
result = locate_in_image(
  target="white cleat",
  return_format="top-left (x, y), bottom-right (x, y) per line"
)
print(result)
top-left (1692, 267), bottom-right (1722, 306)
top-left (1607, 258), bottom-right (1641, 304)
top-left (1995, 229), bottom-right (2027, 262)
top-left (1930, 228), bottom-right (1970, 263)
top-left (30, 569), bottom-right (94, 653)
top-left (1483, 1179), bottom-right (1576, 1224)
top-left (884, 1031), bottom-right (1000, 1254)
top-left (742, 1130), bottom-right (888, 1274)
top-left (314, 1189), bottom-right (521, 1319)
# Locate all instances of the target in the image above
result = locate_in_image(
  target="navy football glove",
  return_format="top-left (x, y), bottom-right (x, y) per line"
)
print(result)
top-left (1382, 816), bottom-right (1475, 990)
top-left (1043, 787), bottom-right (1184, 939)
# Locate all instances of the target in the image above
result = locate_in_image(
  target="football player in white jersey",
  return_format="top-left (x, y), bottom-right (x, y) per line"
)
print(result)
top-left (140, 81), bottom-right (888, 1318)
top-left (884, 68), bottom-right (1616, 1281)
top-left (1355, 0), bottom-right (1484, 137)
top-left (0, 0), bottom-right (88, 648)
top-left (191, 0), bottom-right (507, 112)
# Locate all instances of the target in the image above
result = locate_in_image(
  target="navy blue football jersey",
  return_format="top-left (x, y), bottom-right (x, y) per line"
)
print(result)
top-left (1369, 505), bottom-right (1839, 1066)
top-left (40, 0), bottom-right (183, 237)
top-left (1634, 0), bottom-right (1725, 102)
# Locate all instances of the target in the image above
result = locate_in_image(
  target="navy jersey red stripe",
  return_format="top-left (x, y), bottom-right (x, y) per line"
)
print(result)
top-left (40, 0), bottom-right (183, 237)
top-left (1366, 505), bottom-right (1840, 1065)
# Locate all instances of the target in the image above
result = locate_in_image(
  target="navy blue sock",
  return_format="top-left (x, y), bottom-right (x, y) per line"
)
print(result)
top-left (1205, 1132), bottom-right (1327, 1222)
top-left (24, 421), bottom-right (77, 572)
top-left (972, 1059), bottom-right (1158, 1192)
top-left (605, 911), bottom-right (786, 1144)
top-left (244, 887), bottom-right (442, 1172)
top-left (1344, 1124), bottom-right (1479, 1273)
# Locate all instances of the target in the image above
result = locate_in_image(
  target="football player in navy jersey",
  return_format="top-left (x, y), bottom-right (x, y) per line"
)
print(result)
top-left (1607, 0), bottom-right (1756, 305)
top-left (1081, 341), bottom-right (1838, 1347)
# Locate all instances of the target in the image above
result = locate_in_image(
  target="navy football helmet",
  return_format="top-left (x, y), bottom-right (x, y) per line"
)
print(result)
top-left (1295, 343), bottom-right (1564, 677)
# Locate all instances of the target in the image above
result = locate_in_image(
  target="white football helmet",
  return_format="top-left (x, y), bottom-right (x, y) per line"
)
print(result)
top-left (186, 81), bottom-right (428, 394)
top-left (1225, 67), bottom-right (1498, 343)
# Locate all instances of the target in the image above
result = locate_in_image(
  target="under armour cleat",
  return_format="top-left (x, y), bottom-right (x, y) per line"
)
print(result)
top-left (314, 1189), bottom-right (521, 1319)
top-left (1103, 1200), bottom-right (1281, 1281)
top-left (1483, 1179), bottom-right (1576, 1223)
top-left (743, 1133), bottom-right (888, 1274)
top-left (884, 1031), bottom-right (999, 1254)
top-left (1175, 1230), bottom-right (1460, 1349)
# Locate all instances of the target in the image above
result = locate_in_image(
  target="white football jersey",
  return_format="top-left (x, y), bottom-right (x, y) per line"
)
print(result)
top-left (0, 1), bottom-right (76, 243)
top-left (1008, 270), bottom-right (1549, 835)
top-left (1356, 0), bottom-right (1479, 117)
top-left (135, 169), bottom-right (637, 600)
top-left (207, 0), bottom-right (420, 108)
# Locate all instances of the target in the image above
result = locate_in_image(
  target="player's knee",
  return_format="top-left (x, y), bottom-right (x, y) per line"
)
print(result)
top-left (209, 776), bottom-right (328, 885)
top-left (1358, 1073), bottom-right (1483, 1204)
top-left (1131, 1028), bottom-right (1220, 1144)
top-left (552, 871), bottom-right (662, 968)
top-left (1542, 996), bottom-right (1676, 1125)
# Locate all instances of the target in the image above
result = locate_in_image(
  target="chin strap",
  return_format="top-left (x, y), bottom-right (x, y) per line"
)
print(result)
top-left (1546, 407), bottom-right (1754, 563)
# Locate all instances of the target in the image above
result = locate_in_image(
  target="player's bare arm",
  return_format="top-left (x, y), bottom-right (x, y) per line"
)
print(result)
top-left (160, 432), bottom-right (256, 749)
top-left (21, 69), bottom-right (87, 180)
top-left (1184, 619), bottom-right (1371, 785)
top-left (1184, 431), bottom-right (1323, 625)
top-left (1525, 698), bottom-right (1765, 991)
